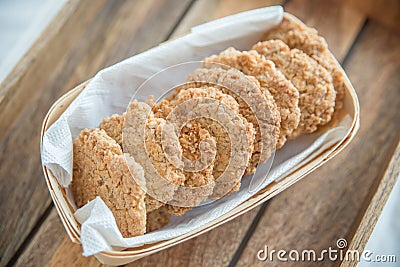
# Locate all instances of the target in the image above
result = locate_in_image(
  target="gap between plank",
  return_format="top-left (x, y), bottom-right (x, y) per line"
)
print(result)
top-left (165, 0), bottom-right (197, 40)
top-left (6, 204), bottom-right (53, 267)
top-left (342, 18), bottom-right (369, 66)
top-left (226, 9), bottom-right (370, 267)
top-left (227, 201), bottom-right (271, 267)
top-left (282, 0), bottom-right (292, 7)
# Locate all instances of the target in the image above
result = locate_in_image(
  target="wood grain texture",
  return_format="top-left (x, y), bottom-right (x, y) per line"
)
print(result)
top-left (171, 0), bottom-right (284, 38)
top-left (0, 0), bottom-right (192, 266)
top-left (236, 19), bottom-right (400, 267)
top-left (340, 141), bottom-right (400, 267)
top-left (14, 210), bottom-right (102, 267)
top-left (284, 0), bottom-right (366, 60)
top-left (15, 208), bottom-right (261, 267)
top-left (341, 0), bottom-right (400, 31)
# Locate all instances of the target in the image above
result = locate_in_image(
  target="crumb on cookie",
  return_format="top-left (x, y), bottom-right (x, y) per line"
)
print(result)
top-left (72, 128), bottom-right (146, 238)
top-left (253, 40), bottom-right (335, 136)
top-left (263, 16), bottom-right (345, 109)
top-left (146, 206), bottom-right (170, 232)
top-left (203, 48), bottom-right (298, 151)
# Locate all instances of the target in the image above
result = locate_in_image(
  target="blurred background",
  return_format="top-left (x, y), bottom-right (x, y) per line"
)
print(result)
top-left (0, 0), bottom-right (67, 82)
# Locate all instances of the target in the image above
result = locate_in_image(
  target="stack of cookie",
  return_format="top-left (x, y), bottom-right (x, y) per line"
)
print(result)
top-left (71, 17), bottom-right (343, 238)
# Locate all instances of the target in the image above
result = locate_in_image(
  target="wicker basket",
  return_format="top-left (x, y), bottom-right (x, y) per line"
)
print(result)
top-left (40, 12), bottom-right (360, 265)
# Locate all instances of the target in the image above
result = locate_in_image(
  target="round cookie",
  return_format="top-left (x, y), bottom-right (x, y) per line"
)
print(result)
top-left (203, 48), bottom-right (299, 149)
top-left (155, 86), bottom-right (255, 200)
top-left (263, 16), bottom-right (345, 109)
top-left (99, 101), bottom-right (225, 216)
top-left (99, 113), bottom-right (176, 212)
top-left (71, 128), bottom-right (146, 238)
top-left (166, 121), bottom-right (216, 216)
top-left (185, 67), bottom-right (280, 174)
top-left (172, 86), bottom-right (255, 199)
top-left (123, 101), bottom-right (187, 212)
top-left (253, 40), bottom-right (335, 136)
top-left (172, 86), bottom-right (255, 173)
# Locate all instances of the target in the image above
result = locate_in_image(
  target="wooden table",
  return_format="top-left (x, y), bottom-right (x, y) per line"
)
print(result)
top-left (1, 0), bottom-right (399, 266)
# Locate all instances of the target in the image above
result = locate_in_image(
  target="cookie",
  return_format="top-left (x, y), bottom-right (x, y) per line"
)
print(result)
top-left (263, 16), bottom-right (345, 109)
top-left (99, 113), bottom-right (124, 147)
top-left (166, 121), bottom-right (216, 216)
top-left (146, 206), bottom-right (170, 232)
top-left (145, 195), bottom-right (166, 213)
top-left (203, 48), bottom-right (299, 150)
top-left (99, 113), bottom-right (169, 212)
top-left (99, 107), bottom-right (216, 216)
top-left (155, 85), bottom-right (254, 199)
top-left (71, 128), bottom-right (146, 238)
top-left (123, 101), bottom-right (186, 212)
top-left (253, 40), bottom-right (335, 136)
top-left (186, 66), bottom-right (290, 176)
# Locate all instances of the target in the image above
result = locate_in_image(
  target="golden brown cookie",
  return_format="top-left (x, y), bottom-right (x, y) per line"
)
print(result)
top-left (146, 206), bottom-right (170, 232)
top-left (123, 101), bottom-right (188, 212)
top-left (155, 86), bottom-right (254, 199)
top-left (253, 40), bottom-right (335, 136)
top-left (203, 48), bottom-right (299, 150)
top-left (99, 113), bottom-right (124, 147)
top-left (263, 16), bottom-right (345, 109)
top-left (185, 65), bottom-right (293, 172)
top-left (99, 113), bottom-right (172, 212)
top-left (71, 128), bottom-right (146, 238)
top-left (99, 108), bottom-right (216, 216)
top-left (166, 121), bottom-right (216, 216)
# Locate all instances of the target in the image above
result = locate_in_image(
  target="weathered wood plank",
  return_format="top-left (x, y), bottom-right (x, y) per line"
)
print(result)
top-left (128, 208), bottom-right (261, 267)
top-left (341, 0), bottom-right (400, 31)
top-left (236, 19), bottom-right (400, 267)
top-left (171, 0), bottom-right (284, 38)
top-left (17, 208), bottom-right (260, 267)
top-left (340, 141), bottom-right (400, 267)
top-left (0, 0), bottom-right (193, 266)
top-left (284, 0), bottom-right (366, 60)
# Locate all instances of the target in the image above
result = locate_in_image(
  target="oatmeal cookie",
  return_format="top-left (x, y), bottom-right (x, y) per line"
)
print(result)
top-left (263, 16), bottom-right (345, 108)
top-left (166, 121), bottom-right (216, 216)
top-left (186, 66), bottom-right (292, 175)
top-left (71, 128), bottom-right (146, 238)
top-left (146, 206), bottom-right (170, 232)
top-left (99, 108), bottom-right (216, 216)
top-left (203, 48), bottom-right (299, 150)
top-left (253, 40), bottom-right (335, 136)
top-left (123, 101), bottom-right (186, 212)
top-left (155, 86), bottom-right (254, 199)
